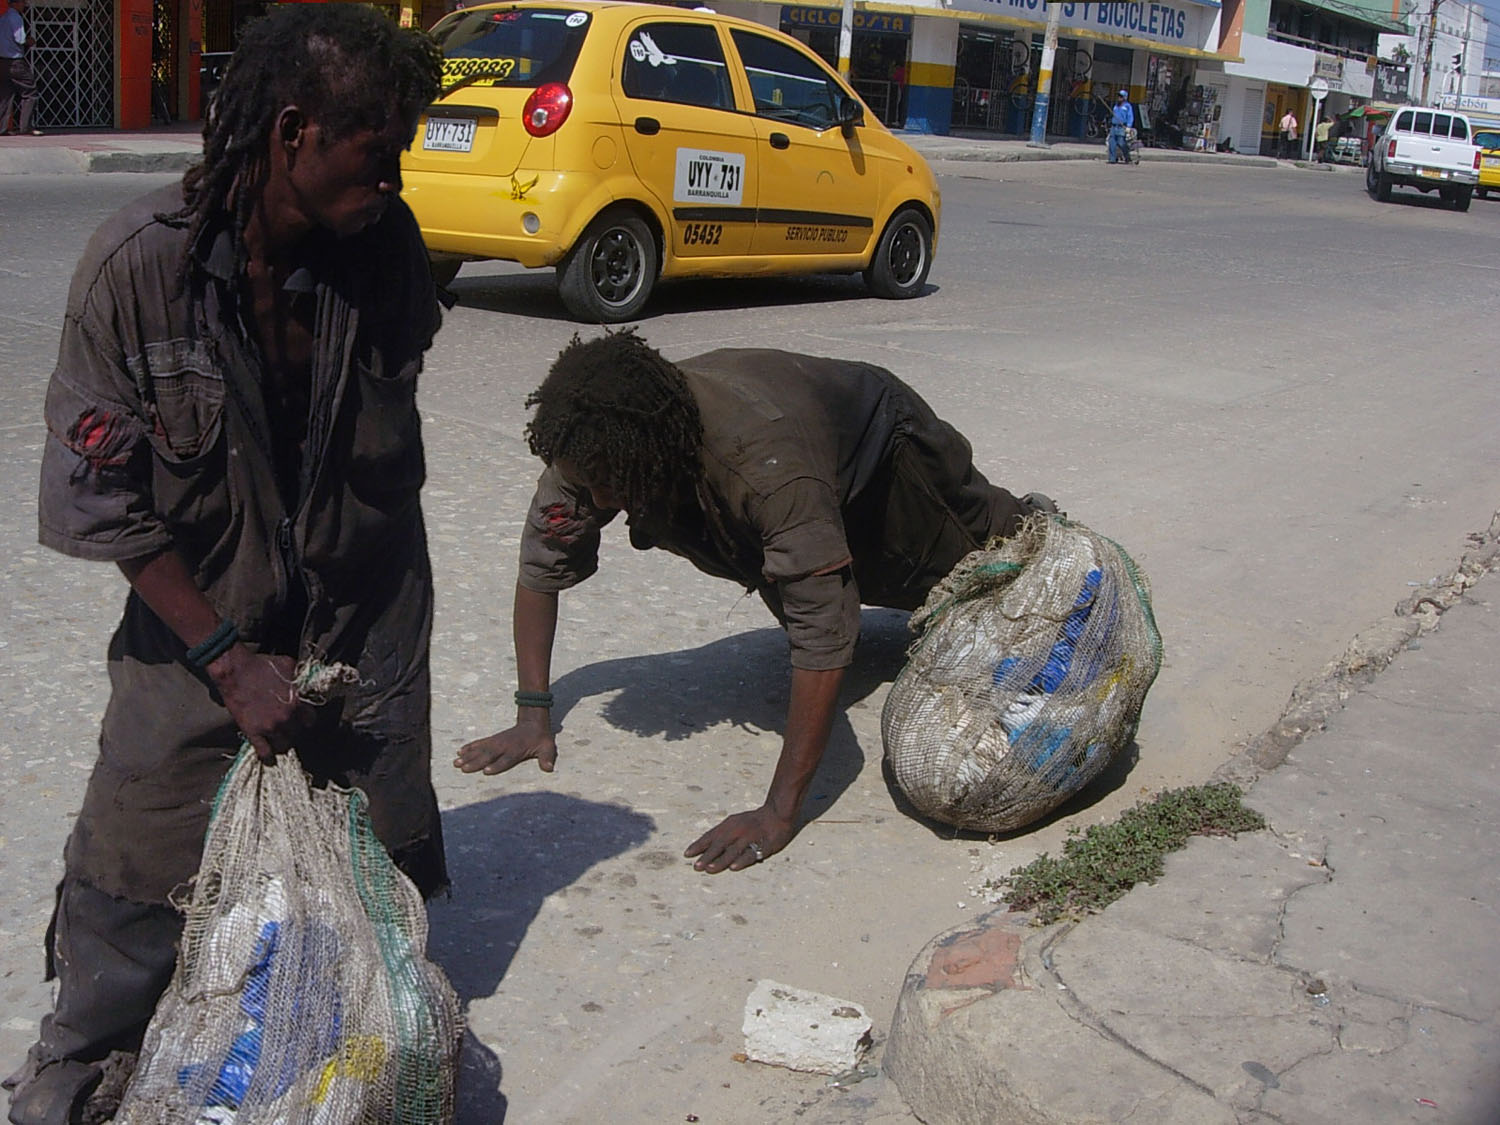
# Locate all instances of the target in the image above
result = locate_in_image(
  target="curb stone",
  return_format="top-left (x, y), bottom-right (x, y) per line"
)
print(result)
top-left (1214, 509), bottom-right (1500, 787)
top-left (883, 911), bottom-right (1236, 1125)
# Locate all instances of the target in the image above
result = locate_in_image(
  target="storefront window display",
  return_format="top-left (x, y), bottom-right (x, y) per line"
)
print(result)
top-left (780, 7), bottom-right (911, 127)
top-left (1145, 53), bottom-right (1197, 147)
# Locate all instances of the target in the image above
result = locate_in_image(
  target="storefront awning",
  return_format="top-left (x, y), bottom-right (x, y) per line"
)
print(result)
top-left (750, 0), bottom-right (1243, 64)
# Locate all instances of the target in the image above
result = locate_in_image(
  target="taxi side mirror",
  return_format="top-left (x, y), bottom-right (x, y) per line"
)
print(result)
top-left (838, 95), bottom-right (864, 136)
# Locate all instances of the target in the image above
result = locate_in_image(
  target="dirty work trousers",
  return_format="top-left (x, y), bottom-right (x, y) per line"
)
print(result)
top-left (0, 56), bottom-right (37, 135)
top-left (4, 880), bottom-right (182, 1125)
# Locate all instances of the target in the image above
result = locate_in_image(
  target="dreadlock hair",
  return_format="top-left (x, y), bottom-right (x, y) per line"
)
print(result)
top-left (526, 330), bottom-right (705, 516)
top-left (170, 4), bottom-right (440, 286)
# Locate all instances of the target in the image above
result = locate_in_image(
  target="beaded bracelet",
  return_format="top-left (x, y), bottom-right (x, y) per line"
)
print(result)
top-left (514, 690), bottom-right (555, 709)
top-left (186, 619), bottom-right (239, 672)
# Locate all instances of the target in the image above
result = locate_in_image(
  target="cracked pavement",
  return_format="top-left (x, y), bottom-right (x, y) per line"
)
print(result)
top-left (885, 559), bottom-right (1500, 1124)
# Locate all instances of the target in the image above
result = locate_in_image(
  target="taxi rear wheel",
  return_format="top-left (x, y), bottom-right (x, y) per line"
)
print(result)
top-left (864, 208), bottom-right (933, 300)
top-left (558, 210), bottom-right (658, 323)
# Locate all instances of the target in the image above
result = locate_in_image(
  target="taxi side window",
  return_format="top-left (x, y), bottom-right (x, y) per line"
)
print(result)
top-left (729, 30), bottom-right (841, 130)
top-left (622, 23), bottom-right (732, 110)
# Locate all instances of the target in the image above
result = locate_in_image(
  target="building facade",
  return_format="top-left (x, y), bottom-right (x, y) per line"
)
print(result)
top-left (25, 0), bottom-right (451, 131)
top-left (1379, 0), bottom-right (1490, 104)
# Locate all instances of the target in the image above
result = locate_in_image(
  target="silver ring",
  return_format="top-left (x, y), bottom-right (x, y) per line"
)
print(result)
top-left (748, 841), bottom-right (764, 862)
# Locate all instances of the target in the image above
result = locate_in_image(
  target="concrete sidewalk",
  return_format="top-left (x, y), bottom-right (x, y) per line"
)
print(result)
top-left (0, 124), bottom-right (1326, 176)
top-left (884, 521), bottom-right (1500, 1124)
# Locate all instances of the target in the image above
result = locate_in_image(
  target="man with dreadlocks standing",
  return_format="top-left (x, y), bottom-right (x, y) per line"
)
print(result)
top-left (4, 8), bottom-right (446, 1122)
top-left (457, 331), bottom-right (1056, 875)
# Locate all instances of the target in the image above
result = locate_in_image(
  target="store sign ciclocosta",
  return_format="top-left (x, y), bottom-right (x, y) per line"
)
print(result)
top-left (947, 0), bottom-right (1217, 48)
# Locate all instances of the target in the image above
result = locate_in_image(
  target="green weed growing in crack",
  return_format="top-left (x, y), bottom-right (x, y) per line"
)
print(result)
top-left (992, 783), bottom-right (1267, 925)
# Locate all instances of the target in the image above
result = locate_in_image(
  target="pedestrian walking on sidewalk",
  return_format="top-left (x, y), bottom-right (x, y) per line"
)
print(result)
top-left (1314, 114), bottom-right (1332, 162)
top-left (457, 330), bottom-right (1060, 875)
top-left (0, 0), bottom-right (40, 136)
top-left (1279, 108), bottom-right (1299, 159)
top-left (1108, 89), bottom-right (1134, 164)
top-left (1, 7), bottom-right (447, 1123)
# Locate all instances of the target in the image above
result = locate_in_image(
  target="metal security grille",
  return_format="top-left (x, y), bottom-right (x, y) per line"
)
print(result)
top-left (29, 0), bottom-right (113, 130)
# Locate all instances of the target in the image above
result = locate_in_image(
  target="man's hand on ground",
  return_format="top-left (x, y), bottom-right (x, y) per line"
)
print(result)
top-left (207, 647), bottom-right (310, 762)
top-left (684, 805), bottom-right (797, 874)
top-left (455, 720), bottom-right (558, 775)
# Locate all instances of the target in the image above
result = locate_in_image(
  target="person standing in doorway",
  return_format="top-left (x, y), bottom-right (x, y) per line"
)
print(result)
top-left (1108, 89), bottom-right (1134, 164)
top-left (1279, 107), bottom-right (1298, 158)
top-left (0, 0), bottom-right (40, 136)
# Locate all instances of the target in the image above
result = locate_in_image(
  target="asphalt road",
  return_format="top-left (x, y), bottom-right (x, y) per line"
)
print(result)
top-left (1, 162), bottom-right (1497, 1123)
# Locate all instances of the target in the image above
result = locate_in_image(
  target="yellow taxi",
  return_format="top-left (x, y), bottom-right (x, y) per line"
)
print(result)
top-left (1474, 125), bottom-right (1500, 199)
top-left (401, 1), bottom-right (941, 322)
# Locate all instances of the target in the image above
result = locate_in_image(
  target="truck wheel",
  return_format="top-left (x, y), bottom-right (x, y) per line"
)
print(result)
top-left (1452, 186), bottom-right (1472, 212)
top-left (1374, 170), bottom-right (1392, 202)
top-left (557, 209), bottom-right (658, 323)
top-left (1365, 161), bottom-right (1383, 199)
top-left (863, 208), bottom-right (933, 300)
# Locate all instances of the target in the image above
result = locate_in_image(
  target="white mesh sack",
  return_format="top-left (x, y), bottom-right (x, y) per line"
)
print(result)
top-left (881, 515), bottom-right (1162, 833)
top-left (114, 745), bottom-right (461, 1125)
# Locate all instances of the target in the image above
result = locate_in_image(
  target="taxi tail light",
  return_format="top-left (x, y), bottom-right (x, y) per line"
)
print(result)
top-left (524, 83), bottom-right (573, 137)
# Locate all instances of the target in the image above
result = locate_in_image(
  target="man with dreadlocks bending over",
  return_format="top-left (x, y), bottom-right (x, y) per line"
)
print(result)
top-left (457, 331), bottom-right (1057, 874)
top-left (4, 8), bottom-right (446, 1122)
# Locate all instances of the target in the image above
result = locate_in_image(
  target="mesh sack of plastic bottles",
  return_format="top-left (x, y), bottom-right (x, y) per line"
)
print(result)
top-left (114, 746), bottom-right (462, 1124)
top-left (881, 515), bottom-right (1162, 833)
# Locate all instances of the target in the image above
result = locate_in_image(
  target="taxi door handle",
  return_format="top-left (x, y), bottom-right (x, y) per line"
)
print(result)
top-left (634, 117), bottom-right (661, 135)
top-left (769, 132), bottom-right (790, 149)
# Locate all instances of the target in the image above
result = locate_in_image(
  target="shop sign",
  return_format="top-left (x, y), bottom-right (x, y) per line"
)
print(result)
top-left (780, 6), bottom-right (910, 34)
top-left (946, 0), bottom-right (1211, 47)
top-left (1372, 61), bottom-right (1409, 102)
top-left (1312, 55), bottom-right (1344, 81)
top-left (1436, 93), bottom-right (1500, 116)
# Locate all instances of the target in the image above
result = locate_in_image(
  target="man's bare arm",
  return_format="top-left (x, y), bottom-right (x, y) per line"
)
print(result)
top-left (456, 582), bottom-right (561, 774)
top-left (684, 665), bottom-right (844, 873)
top-left (118, 549), bottom-right (305, 760)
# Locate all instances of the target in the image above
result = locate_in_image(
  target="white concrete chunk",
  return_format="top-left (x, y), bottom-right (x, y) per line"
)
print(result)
top-left (741, 979), bottom-right (873, 1075)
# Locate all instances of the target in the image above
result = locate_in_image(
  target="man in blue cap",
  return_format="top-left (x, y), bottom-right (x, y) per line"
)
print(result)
top-left (1109, 89), bottom-right (1135, 164)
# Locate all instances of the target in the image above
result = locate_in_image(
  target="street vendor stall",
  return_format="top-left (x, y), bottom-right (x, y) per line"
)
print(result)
top-left (1330, 105), bottom-right (1392, 165)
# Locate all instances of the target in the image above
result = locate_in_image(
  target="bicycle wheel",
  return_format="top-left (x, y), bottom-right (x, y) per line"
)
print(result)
top-left (1071, 49), bottom-right (1092, 81)
top-left (1009, 39), bottom-right (1031, 72)
top-left (1008, 76), bottom-right (1031, 112)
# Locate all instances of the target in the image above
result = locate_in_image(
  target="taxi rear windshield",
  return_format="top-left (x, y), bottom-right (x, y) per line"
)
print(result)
top-left (432, 8), bottom-right (589, 89)
top-left (1475, 130), bottom-right (1500, 149)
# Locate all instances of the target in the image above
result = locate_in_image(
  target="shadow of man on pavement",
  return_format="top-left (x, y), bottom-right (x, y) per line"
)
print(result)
top-left (431, 793), bottom-right (656, 1123)
top-left (542, 611), bottom-right (912, 824)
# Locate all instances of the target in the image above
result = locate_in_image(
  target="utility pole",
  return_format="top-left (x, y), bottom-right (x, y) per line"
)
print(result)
top-left (838, 0), bottom-right (854, 78)
top-left (1420, 0), bottom-right (1439, 104)
top-left (1028, 0), bottom-right (1064, 147)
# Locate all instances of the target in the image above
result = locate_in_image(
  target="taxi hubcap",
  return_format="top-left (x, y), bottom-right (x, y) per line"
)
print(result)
top-left (889, 224), bottom-right (925, 285)
top-left (591, 229), bottom-right (642, 305)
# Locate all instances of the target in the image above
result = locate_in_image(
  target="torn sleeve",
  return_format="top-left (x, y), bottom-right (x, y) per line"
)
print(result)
top-left (517, 463), bottom-right (615, 592)
top-left (37, 311), bottom-right (169, 562)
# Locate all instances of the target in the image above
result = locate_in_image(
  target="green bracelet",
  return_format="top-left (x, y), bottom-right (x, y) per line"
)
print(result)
top-left (186, 619), bottom-right (239, 671)
top-left (515, 690), bottom-right (554, 709)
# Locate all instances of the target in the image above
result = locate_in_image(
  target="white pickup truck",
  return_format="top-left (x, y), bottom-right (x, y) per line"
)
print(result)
top-left (1366, 105), bottom-right (1481, 210)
